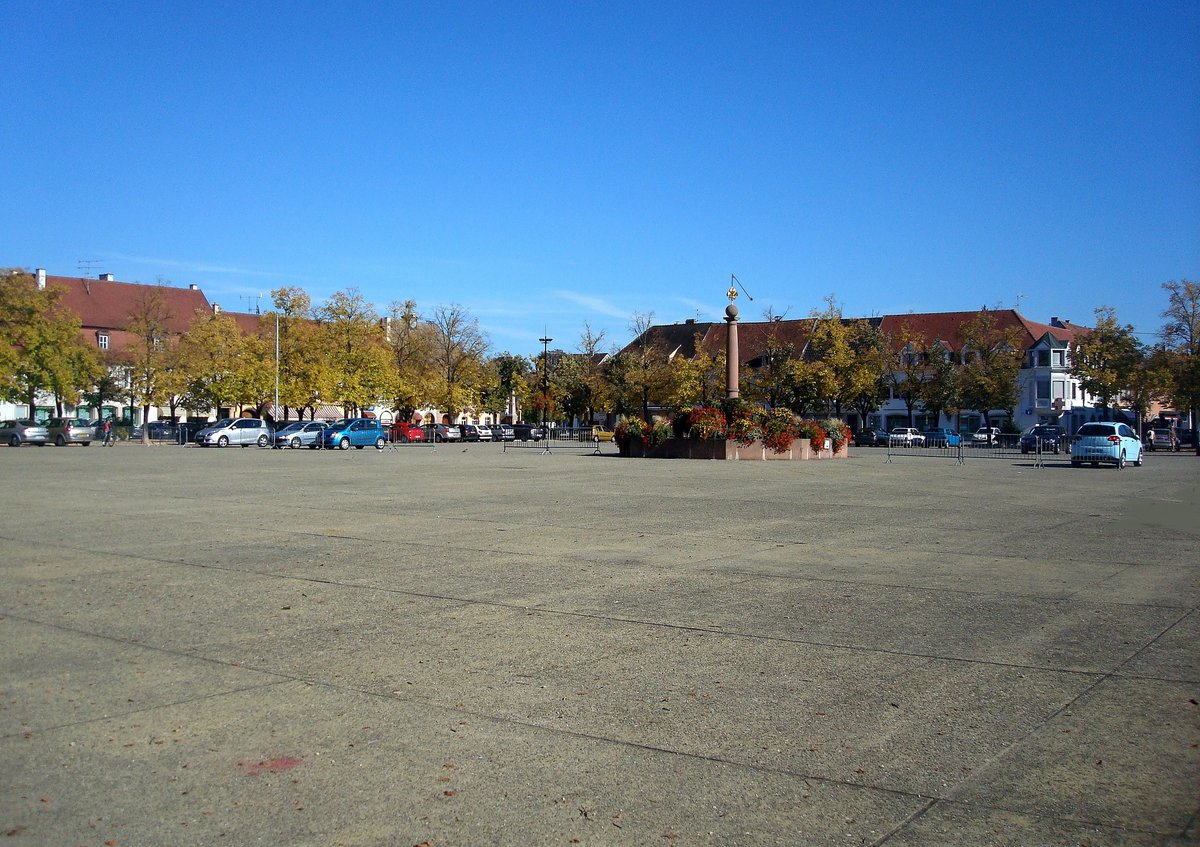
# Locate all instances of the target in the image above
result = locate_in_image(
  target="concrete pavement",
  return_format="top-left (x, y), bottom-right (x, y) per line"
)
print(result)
top-left (1, 443), bottom-right (1197, 845)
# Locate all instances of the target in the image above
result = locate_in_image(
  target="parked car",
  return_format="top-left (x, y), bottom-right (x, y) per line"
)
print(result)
top-left (971, 427), bottom-right (1000, 446)
top-left (322, 418), bottom-right (387, 450)
top-left (423, 423), bottom-right (461, 442)
top-left (47, 418), bottom-right (94, 446)
top-left (131, 420), bottom-right (183, 442)
top-left (888, 427), bottom-right (925, 447)
top-left (195, 418), bottom-right (273, 448)
top-left (389, 422), bottom-right (426, 443)
top-left (460, 424), bottom-right (482, 442)
top-left (591, 425), bottom-right (615, 442)
top-left (1070, 422), bottom-right (1143, 469)
top-left (493, 424), bottom-right (515, 441)
top-left (923, 427), bottom-right (961, 448)
top-left (1148, 428), bottom-right (1181, 452)
top-left (1019, 425), bottom-right (1064, 454)
top-left (853, 429), bottom-right (887, 447)
top-left (274, 420), bottom-right (328, 449)
top-left (474, 424), bottom-right (493, 441)
top-left (512, 422), bottom-right (544, 441)
top-left (1, 419), bottom-right (49, 446)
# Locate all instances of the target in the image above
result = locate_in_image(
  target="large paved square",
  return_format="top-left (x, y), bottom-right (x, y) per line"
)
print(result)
top-left (1, 444), bottom-right (1197, 845)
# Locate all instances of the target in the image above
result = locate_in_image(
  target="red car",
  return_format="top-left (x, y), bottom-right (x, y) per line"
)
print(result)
top-left (390, 422), bottom-right (426, 443)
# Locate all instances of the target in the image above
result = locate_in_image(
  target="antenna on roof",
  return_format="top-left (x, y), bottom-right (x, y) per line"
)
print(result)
top-left (730, 274), bottom-right (753, 301)
top-left (1014, 293), bottom-right (1024, 312)
top-left (77, 259), bottom-right (104, 277)
top-left (242, 293), bottom-right (262, 314)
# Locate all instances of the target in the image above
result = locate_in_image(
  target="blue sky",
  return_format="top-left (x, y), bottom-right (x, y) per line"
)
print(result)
top-left (4, 2), bottom-right (1197, 354)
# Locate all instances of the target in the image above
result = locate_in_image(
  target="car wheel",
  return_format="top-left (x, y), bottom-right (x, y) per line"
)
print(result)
top-left (338, 437), bottom-right (350, 450)
top-left (257, 434), bottom-right (269, 448)
top-left (435, 434), bottom-right (443, 442)
top-left (81, 441), bottom-right (91, 446)
top-left (56, 435), bottom-right (66, 446)
top-left (217, 435), bottom-right (229, 447)
top-left (375, 437), bottom-right (385, 450)
top-left (1134, 451), bottom-right (1143, 467)
top-left (290, 436), bottom-right (302, 449)
top-left (1117, 451), bottom-right (1126, 470)
top-left (8, 435), bottom-right (19, 447)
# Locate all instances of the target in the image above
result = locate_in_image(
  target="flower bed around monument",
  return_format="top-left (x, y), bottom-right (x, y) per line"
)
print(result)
top-left (615, 406), bottom-right (850, 461)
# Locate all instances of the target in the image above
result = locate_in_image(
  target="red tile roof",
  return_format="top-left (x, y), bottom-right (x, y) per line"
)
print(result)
top-left (47, 275), bottom-right (211, 334)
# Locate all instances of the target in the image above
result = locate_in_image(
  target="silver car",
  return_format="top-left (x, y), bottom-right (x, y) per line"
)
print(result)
top-left (47, 418), bottom-right (95, 446)
top-left (273, 421), bottom-right (327, 449)
top-left (195, 418), bottom-right (273, 448)
top-left (424, 423), bottom-right (461, 442)
top-left (1, 420), bottom-right (50, 447)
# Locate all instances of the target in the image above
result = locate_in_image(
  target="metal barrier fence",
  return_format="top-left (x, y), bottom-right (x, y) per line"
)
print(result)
top-left (502, 426), bottom-right (608, 455)
top-left (883, 434), bottom-right (1076, 468)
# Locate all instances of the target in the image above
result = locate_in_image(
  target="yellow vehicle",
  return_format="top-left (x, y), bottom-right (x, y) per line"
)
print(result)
top-left (591, 425), bottom-right (615, 442)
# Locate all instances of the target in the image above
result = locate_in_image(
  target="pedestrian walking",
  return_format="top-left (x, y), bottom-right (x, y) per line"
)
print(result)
top-left (102, 419), bottom-right (113, 446)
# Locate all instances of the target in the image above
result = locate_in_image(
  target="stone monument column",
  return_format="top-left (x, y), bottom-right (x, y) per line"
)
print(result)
top-left (725, 285), bottom-right (740, 400)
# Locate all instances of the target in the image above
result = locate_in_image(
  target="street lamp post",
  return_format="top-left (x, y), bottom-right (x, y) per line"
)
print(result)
top-left (539, 334), bottom-right (553, 438)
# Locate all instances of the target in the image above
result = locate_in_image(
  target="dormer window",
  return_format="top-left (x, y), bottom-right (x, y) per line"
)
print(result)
top-left (1035, 349), bottom-right (1050, 367)
top-left (98, 333), bottom-right (109, 350)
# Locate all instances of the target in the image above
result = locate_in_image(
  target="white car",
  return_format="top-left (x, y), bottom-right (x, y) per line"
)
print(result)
top-left (888, 427), bottom-right (925, 447)
top-left (972, 427), bottom-right (1000, 446)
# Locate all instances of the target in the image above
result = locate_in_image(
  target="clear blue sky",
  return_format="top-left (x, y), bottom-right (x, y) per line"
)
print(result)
top-left (4, 2), bottom-right (1197, 354)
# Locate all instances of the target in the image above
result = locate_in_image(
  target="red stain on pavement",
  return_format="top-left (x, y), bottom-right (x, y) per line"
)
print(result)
top-left (237, 756), bottom-right (303, 776)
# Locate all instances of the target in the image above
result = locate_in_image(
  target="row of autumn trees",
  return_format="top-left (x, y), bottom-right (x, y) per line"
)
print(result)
top-left (608, 300), bottom-right (1032, 429)
top-left (4, 266), bottom-right (1198, 434)
top-left (0, 271), bottom-right (515, 424)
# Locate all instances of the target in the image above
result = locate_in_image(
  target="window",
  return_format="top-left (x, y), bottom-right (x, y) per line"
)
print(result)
top-left (1035, 349), bottom-right (1050, 367)
top-left (98, 333), bottom-right (109, 350)
top-left (1052, 349), bottom-right (1064, 367)
top-left (1036, 377), bottom-right (1051, 400)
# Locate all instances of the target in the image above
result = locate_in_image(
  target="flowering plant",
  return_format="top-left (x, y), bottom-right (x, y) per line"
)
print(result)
top-left (727, 412), bottom-right (760, 446)
top-left (614, 418), bottom-right (648, 448)
top-left (648, 419), bottom-right (673, 447)
top-left (795, 419), bottom-right (828, 449)
top-left (688, 406), bottom-right (727, 439)
top-left (760, 408), bottom-right (797, 454)
top-left (821, 418), bottom-right (849, 451)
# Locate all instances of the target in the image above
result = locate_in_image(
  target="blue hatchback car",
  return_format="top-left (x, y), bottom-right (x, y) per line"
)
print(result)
top-left (923, 427), bottom-right (961, 447)
top-left (1071, 421), bottom-right (1143, 469)
top-left (321, 418), bottom-right (386, 450)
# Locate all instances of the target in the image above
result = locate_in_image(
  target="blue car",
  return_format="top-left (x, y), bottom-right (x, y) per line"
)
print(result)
top-left (1070, 422), bottom-right (1143, 469)
top-left (321, 418), bottom-right (386, 450)
top-left (922, 427), bottom-right (961, 448)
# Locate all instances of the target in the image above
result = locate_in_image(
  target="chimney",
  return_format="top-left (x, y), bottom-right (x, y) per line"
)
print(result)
top-left (189, 283), bottom-right (198, 290)
top-left (1050, 316), bottom-right (1066, 328)
top-left (99, 273), bottom-right (114, 281)
top-left (213, 303), bottom-right (221, 315)
top-left (685, 318), bottom-right (695, 325)
top-left (35, 268), bottom-right (46, 289)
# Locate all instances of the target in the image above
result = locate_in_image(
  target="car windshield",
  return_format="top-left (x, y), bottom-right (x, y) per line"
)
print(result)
top-left (327, 420), bottom-right (351, 429)
top-left (277, 423), bottom-right (305, 433)
top-left (1078, 424), bottom-right (1116, 437)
